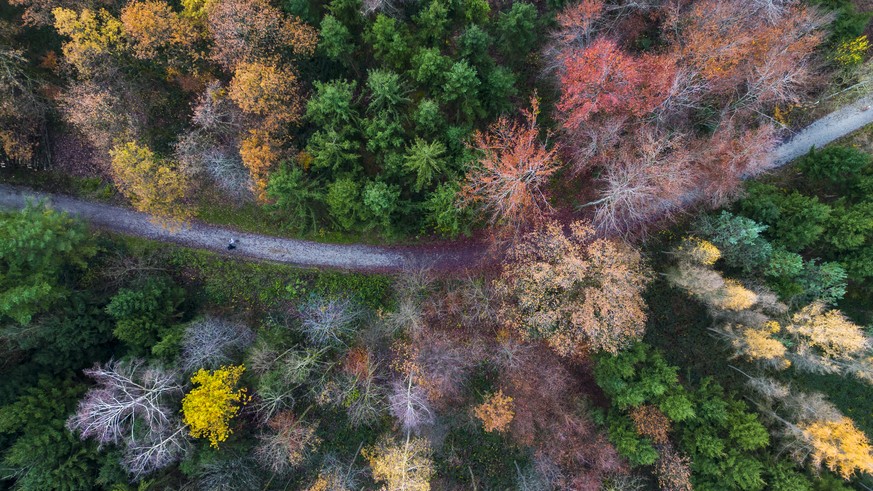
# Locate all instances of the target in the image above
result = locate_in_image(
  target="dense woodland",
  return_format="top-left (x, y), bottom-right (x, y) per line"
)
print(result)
top-left (4, 0), bottom-right (873, 489)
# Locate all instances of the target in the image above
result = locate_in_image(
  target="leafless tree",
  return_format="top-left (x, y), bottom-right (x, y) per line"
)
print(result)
top-left (66, 360), bottom-right (188, 478)
top-left (180, 316), bottom-right (255, 373)
top-left (298, 295), bottom-right (362, 347)
top-left (195, 452), bottom-right (263, 491)
top-left (191, 81), bottom-right (243, 136)
top-left (254, 411), bottom-right (321, 474)
top-left (586, 128), bottom-right (692, 236)
top-left (250, 346), bottom-right (328, 422)
top-left (388, 373), bottom-right (434, 434)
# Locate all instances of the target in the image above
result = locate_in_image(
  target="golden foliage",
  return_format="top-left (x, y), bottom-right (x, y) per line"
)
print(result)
top-left (364, 436), bottom-right (434, 491)
top-left (801, 417), bottom-right (873, 479)
top-left (0, 130), bottom-right (34, 162)
top-left (307, 473), bottom-right (351, 491)
top-left (120, 0), bottom-right (197, 60)
top-left (712, 279), bottom-right (757, 311)
top-left (835, 35), bottom-right (869, 67)
top-left (109, 141), bottom-right (192, 225)
top-left (496, 220), bottom-right (651, 356)
top-left (677, 236), bottom-right (721, 266)
top-left (474, 390), bottom-right (515, 433)
top-left (629, 404), bottom-right (671, 444)
top-left (740, 327), bottom-right (789, 368)
top-left (53, 7), bottom-right (123, 74)
top-left (228, 61), bottom-right (303, 129)
top-left (787, 303), bottom-right (868, 360)
top-left (181, 364), bottom-right (249, 448)
top-left (239, 129), bottom-right (282, 202)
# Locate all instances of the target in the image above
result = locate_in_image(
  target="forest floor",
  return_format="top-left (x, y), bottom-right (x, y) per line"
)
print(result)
top-left (2, 95), bottom-right (873, 273)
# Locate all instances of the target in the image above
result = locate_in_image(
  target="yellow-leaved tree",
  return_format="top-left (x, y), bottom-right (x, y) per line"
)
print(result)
top-left (53, 7), bottom-right (123, 75)
top-left (109, 141), bottom-right (192, 225)
top-left (782, 302), bottom-right (873, 382)
top-left (801, 417), bottom-right (873, 479)
top-left (181, 364), bottom-right (249, 448)
top-left (474, 390), bottom-right (514, 433)
top-left (364, 436), bottom-right (434, 491)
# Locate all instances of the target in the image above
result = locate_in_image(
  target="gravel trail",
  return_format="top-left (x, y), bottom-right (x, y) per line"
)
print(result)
top-left (0, 184), bottom-right (484, 272)
top-left (2, 97), bottom-right (871, 272)
top-left (772, 93), bottom-right (873, 166)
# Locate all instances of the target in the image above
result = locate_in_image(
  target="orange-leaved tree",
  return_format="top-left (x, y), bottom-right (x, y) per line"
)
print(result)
top-left (228, 60), bottom-right (304, 131)
top-left (462, 96), bottom-right (560, 233)
top-left (474, 390), bottom-right (514, 433)
top-left (239, 128), bottom-right (283, 202)
top-left (495, 220), bottom-right (650, 357)
top-left (120, 0), bottom-right (198, 61)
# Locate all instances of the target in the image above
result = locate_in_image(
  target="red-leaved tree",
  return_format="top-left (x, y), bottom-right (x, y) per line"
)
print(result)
top-left (557, 38), bottom-right (676, 131)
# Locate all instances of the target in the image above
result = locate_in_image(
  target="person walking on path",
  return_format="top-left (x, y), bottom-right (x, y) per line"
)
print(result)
top-left (227, 238), bottom-right (237, 250)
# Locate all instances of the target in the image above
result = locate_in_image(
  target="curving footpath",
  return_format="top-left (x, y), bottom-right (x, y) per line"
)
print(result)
top-left (2, 95), bottom-right (873, 272)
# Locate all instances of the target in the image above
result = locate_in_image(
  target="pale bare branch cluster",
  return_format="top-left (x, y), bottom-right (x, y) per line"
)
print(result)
top-left (180, 316), bottom-right (255, 373)
top-left (66, 360), bottom-right (188, 477)
top-left (298, 295), bottom-right (362, 347)
top-left (388, 374), bottom-right (434, 434)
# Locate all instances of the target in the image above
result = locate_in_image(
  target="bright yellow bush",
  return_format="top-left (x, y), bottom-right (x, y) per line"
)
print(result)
top-left (181, 364), bottom-right (249, 448)
top-left (364, 437), bottom-right (433, 491)
top-left (678, 237), bottom-right (721, 266)
top-left (742, 328), bottom-right (789, 368)
top-left (787, 303), bottom-right (868, 359)
top-left (53, 7), bottom-right (123, 74)
top-left (835, 35), bottom-right (869, 67)
top-left (802, 417), bottom-right (873, 479)
top-left (474, 390), bottom-right (514, 433)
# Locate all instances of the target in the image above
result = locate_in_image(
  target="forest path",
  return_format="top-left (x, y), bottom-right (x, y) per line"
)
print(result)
top-left (0, 183), bottom-right (483, 272)
top-left (2, 95), bottom-right (872, 272)
top-left (771, 93), bottom-right (873, 165)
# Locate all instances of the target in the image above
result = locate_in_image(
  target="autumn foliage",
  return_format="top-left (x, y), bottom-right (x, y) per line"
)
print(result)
top-left (496, 220), bottom-right (650, 356)
top-left (801, 417), bottom-right (873, 479)
top-left (557, 38), bottom-right (675, 130)
top-left (228, 61), bottom-right (304, 130)
top-left (205, 0), bottom-right (316, 69)
top-left (239, 129), bottom-right (283, 201)
top-left (109, 141), bottom-right (192, 224)
top-left (462, 96), bottom-right (560, 232)
top-left (181, 364), bottom-right (249, 448)
top-left (474, 390), bottom-right (514, 433)
top-left (120, 0), bottom-right (197, 60)
top-left (364, 436), bottom-right (434, 491)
